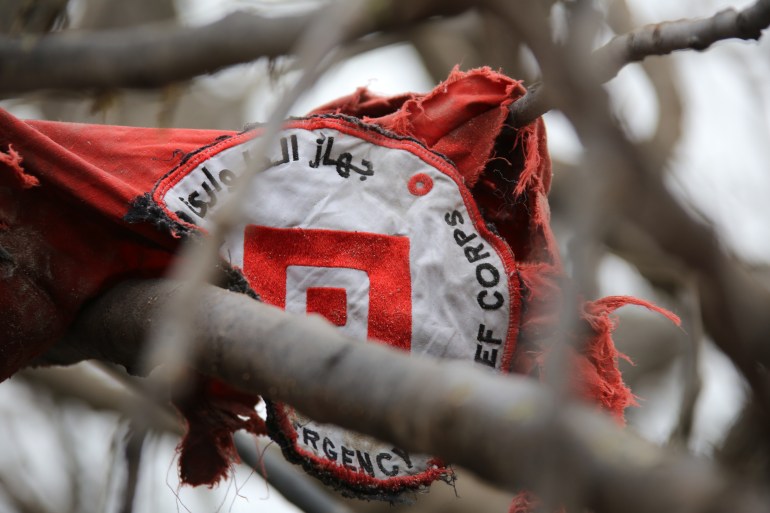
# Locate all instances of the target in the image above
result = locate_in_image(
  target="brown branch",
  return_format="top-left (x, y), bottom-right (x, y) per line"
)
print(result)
top-left (718, 399), bottom-right (770, 480)
top-left (0, 0), bottom-right (473, 95)
top-left (140, 0), bottom-right (370, 389)
top-left (0, 0), bottom-right (765, 126)
top-left (0, 11), bottom-right (313, 93)
top-left (495, 0), bottom-right (770, 418)
top-left (51, 278), bottom-right (770, 513)
top-left (0, 0), bottom-right (68, 35)
top-left (509, 0), bottom-right (770, 127)
top-left (595, 0), bottom-right (770, 81)
top-left (607, 0), bottom-right (684, 173)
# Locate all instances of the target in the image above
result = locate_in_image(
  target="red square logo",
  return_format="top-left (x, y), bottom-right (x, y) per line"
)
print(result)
top-left (243, 226), bottom-right (412, 351)
top-left (306, 287), bottom-right (347, 326)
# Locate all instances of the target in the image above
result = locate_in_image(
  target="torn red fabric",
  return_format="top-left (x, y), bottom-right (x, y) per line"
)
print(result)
top-left (0, 67), bottom-right (677, 499)
top-left (173, 374), bottom-right (267, 486)
top-left (0, 112), bottom-right (230, 381)
top-left (579, 296), bottom-right (681, 418)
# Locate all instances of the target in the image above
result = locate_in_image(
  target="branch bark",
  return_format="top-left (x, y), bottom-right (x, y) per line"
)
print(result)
top-left (0, 0), bottom-right (473, 95)
top-left (0, 11), bottom-right (314, 93)
top-left (595, 0), bottom-right (770, 82)
top-left (492, 0), bottom-right (770, 415)
top-left (508, 0), bottom-right (770, 127)
top-left (51, 278), bottom-right (770, 513)
top-left (2, 0), bottom-right (767, 128)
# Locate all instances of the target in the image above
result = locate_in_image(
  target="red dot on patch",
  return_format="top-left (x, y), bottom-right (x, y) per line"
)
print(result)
top-left (306, 287), bottom-right (347, 327)
top-left (408, 173), bottom-right (433, 196)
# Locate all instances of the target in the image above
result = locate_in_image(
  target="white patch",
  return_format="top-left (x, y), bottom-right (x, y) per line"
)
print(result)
top-left (285, 266), bottom-right (369, 340)
top-left (157, 118), bottom-right (517, 482)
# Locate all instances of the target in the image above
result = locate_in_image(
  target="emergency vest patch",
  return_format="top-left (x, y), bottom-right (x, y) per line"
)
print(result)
top-left (152, 115), bottom-right (521, 498)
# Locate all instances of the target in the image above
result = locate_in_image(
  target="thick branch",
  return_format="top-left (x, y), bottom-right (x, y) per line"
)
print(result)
top-left (495, 0), bottom-right (770, 412)
top-left (54, 279), bottom-right (770, 513)
top-left (509, 0), bottom-right (770, 126)
top-left (2, 0), bottom-right (766, 124)
top-left (0, 12), bottom-right (313, 92)
top-left (0, 1), bottom-right (472, 94)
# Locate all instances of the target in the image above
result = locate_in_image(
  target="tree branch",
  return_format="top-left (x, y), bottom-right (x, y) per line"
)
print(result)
top-left (0, 11), bottom-right (313, 93)
top-left (3, 0), bottom-right (766, 128)
top-left (596, 0), bottom-right (770, 81)
top-left (0, 0), bottom-right (473, 95)
top-left (508, 0), bottom-right (770, 127)
top-left (495, 0), bottom-right (770, 416)
top-left (50, 278), bottom-right (770, 513)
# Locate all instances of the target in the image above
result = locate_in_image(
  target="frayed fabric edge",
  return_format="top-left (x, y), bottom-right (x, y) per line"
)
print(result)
top-left (0, 144), bottom-right (39, 189)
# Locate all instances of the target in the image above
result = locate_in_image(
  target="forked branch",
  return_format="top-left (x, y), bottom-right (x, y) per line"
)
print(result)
top-left (508, 0), bottom-right (770, 126)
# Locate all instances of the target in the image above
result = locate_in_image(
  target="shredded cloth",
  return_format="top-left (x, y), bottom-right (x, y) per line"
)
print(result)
top-left (0, 67), bottom-right (678, 501)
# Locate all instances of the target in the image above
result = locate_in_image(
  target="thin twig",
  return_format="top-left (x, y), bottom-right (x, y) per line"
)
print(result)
top-left (669, 276), bottom-right (704, 447)
top-left (594, 0), bottom-right (770, 82)
top-left (493, 0), bottom-right (770, 417)
top-left (120, 426), bottom-right (146, 513)
top-left (0, 11), bottom-right (314, 93)
top-left (141, 0), bottom-right (371, 389)
top-left (508, 0), bottom-right (770, 126)
top-left (233, 433), bottom-right (352, 513)
top-left (142, 0), bottom-right (475, 384)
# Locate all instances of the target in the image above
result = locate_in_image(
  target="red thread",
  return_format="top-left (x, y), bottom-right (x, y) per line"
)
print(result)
top-left (585, 295), bottom-right (681, 326)
top-left (0, 144), bottom-right (39, 189)
top-left (407, 173), bottom-right (433, 196)
top-left (306, 287), bottom-right (347, 326)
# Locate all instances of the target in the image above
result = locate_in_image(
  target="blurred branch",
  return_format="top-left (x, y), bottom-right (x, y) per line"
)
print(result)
top-left (47, 278), bottom-right (770, 513)
top-left (0, 11), bottom-right (313, 93)
top-left (0, 0), bottom-right (473, 95)
top-left (410, 12), bottom-right (484, 82)
top-left (493, 0), bottom-right (770, 417)
top-left (3, 0), bottom-right (764, 128)
top-left (408, 11), bottom-right (538, 85)
top-left (668, 278), bottom-right (704, 447)
top-left (607, 0), bottom-right (683, 173)
top-left (19, 366), bottom-right (178, 430)
top-left (0, 476), bottom-right (48, 513)
top-left (718, 400), bottom-right (770, 481)
top-left (142, 0), bottom-right (371, 391)
top-left (0, 0), bottom-right (68, 35)
top-left (509, 0), bottom-right (770, 127)
top-left (119, 427), bottom-right (146, 513)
